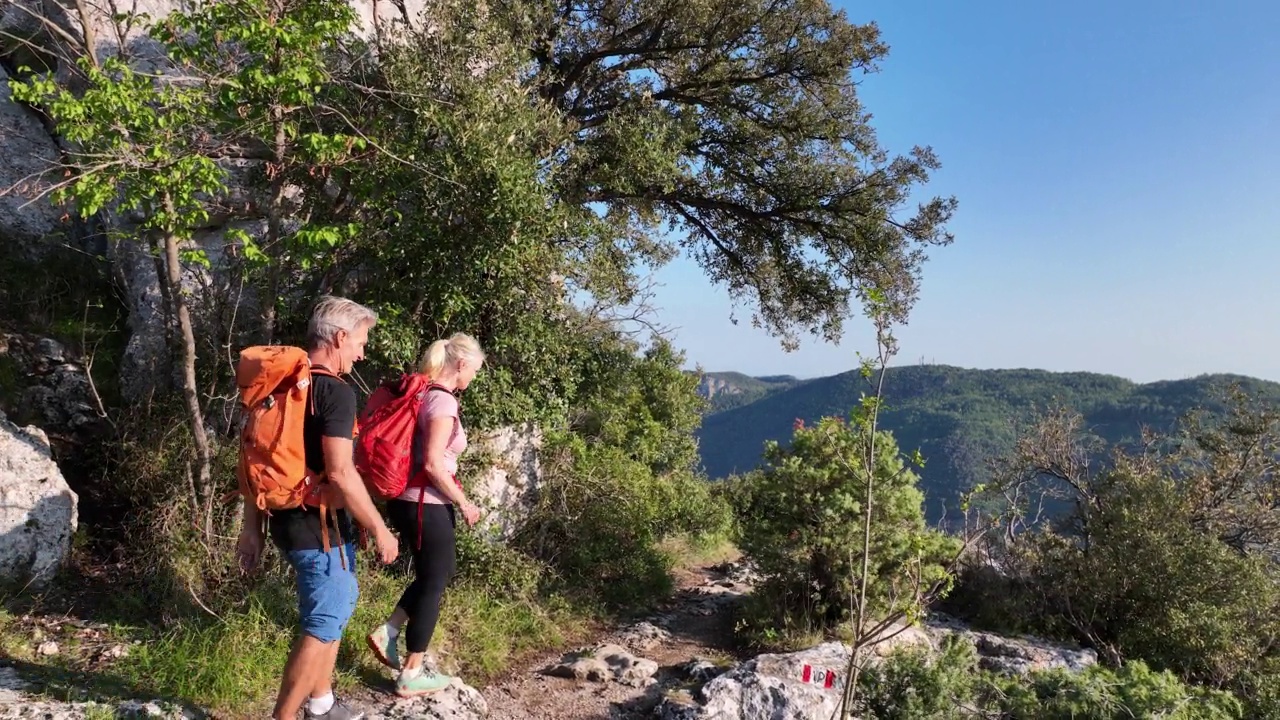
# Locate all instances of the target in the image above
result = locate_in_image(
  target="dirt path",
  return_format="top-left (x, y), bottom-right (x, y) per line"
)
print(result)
top-left (483, 560), bottom-right (752, 720)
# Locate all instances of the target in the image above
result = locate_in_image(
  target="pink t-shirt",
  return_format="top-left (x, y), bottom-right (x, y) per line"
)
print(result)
top-left (397, 388), bottom-right (467, 504)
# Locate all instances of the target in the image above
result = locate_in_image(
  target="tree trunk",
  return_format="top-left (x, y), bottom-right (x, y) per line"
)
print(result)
top-left (261, 90), bottom-right (289, 343)
top-left (162, 194), bottom-right (214, 542)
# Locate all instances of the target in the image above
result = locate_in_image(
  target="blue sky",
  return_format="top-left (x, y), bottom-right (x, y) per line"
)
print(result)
top-left (647, 0), bottom-right (1280, 383)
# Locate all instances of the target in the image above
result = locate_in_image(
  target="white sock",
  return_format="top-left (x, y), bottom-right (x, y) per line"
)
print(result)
top-left (383, 622), bottom-right (400, 639)
top-left (308, 692), bottom-right (335, 716)
top-left (399, 664), bottom-right (422, 680)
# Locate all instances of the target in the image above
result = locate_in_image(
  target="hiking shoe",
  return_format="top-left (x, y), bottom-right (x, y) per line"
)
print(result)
top-left (305, 699), bottom-right (365, 720)
top-left (366, 626), bottom-right (401, 670)
top-left (395, 670), bottom-right (452, 698)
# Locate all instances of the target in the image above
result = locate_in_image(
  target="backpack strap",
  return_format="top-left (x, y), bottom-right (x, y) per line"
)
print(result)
top-left (305, 364), bottom-right (350, 566)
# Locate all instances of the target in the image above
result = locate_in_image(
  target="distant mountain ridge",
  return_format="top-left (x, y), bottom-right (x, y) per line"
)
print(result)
top-left (695, 364), bottom-right (1280, 523)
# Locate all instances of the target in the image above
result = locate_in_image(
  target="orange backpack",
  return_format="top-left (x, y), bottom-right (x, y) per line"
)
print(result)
top-left (232, 345), bottom-right (345, 552)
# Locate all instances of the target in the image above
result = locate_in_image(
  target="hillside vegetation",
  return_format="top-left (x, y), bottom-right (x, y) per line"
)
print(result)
top-left (697, 364), bottom-right (1280, 522)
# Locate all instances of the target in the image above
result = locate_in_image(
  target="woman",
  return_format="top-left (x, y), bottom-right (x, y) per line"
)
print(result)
top-left (365, 332), bottom-right (485, 697)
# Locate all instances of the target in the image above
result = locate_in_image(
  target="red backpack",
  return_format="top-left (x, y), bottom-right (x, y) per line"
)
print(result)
top-left (354, 373), bottom-right (451, 501)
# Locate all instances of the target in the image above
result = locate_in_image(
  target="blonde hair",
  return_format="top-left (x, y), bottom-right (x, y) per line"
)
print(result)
top-left (418, 332), bottom-right (486, 378)
top-left (307, 295), bottom-right (378, 350)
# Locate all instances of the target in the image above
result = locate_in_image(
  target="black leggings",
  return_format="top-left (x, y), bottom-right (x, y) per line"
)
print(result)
top-left (387, 500), bottom-right (457, 654)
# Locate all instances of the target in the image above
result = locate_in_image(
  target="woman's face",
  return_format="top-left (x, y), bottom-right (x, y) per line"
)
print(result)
top-left (455, 356), bottom-right (482, 390)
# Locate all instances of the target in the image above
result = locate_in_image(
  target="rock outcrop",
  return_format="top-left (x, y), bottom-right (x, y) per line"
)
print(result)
top-left (469, 423), bottom-right (542, 539)
top-left (0, 64), bottom-right (65, 261)
top-left (0, 333), bottom-right (103, 441)
top-left (658, 613), bottom-right (1098, 720)
top-left (659, 642), bottom-right (853, 720)
top-left (0, 410), bottom-right (78, 589)
top-left (924, 613), bottom-right (1098, 675)
top-left (0, 666), bottom-right (200, 720)
top-left (366, 678), bottom-right (489, 720)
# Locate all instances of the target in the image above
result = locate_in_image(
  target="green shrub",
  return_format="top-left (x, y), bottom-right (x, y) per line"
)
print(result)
top-left (857, 635), bottom-right (1243, 720)
top-left (516, 433), bottom-right (731, 609)
top-left (734, 415), bottom-right (959, 642)
top-left (858, 636), bottom-right (977, 720)
top-left (989, 661), bottom-right (1243, 720)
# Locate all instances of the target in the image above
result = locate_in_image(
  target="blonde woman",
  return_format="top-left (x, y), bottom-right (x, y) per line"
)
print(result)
top-left (365, 333), bottom-right (485, 697)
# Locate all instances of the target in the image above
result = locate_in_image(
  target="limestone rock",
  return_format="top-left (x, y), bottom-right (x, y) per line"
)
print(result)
top-left (667, 642), bottom-right (851, 720)
top-left (469, 423), bottom-right (541, 540)
top-left (0, 666), bottom-right (203, 720)
top-left (545, 644), bottom-right (659, 688)
top-left (0, 410), bottom-right (78, 589)
top-left (925, 613), bottom-right (1097, 675)
top-left (0, 333), bottom-right (102, 440)
top-left (616, 621), bottom-right (671, 652)
top-left (368, 677), bottom-right (488, 720)
top-left (0, 64), bottom-right (65, 261)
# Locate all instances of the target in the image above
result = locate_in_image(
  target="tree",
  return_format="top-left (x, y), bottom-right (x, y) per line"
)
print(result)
top-left (12, 55), bottom-right (227, 538)
top-left (159, 0), bottom-right (372, 343)
top-left (504, 0), bottom-right (957, 346)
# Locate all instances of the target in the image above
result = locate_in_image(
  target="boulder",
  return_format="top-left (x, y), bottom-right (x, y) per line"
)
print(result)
top-left (660, 642), bottom-right (851, 720)
top-left (0, 409), bottom-right (78, 589)
top-left (545, 644), bottom-right (659, 688)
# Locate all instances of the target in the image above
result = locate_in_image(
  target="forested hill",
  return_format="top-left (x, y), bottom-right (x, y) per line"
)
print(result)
top-left (695, 365), bottom-right (1280, 522)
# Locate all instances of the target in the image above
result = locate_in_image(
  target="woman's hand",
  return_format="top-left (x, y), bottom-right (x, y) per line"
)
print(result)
top-left (460, 500), bottom-right (482, 527)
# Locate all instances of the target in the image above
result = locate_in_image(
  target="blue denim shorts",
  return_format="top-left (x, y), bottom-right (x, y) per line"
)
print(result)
top-left (285, 542), bottom-right (358, 643)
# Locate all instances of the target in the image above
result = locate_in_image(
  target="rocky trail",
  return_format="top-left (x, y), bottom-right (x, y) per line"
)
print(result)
top-left (348, 559), bottom-right (757, 720)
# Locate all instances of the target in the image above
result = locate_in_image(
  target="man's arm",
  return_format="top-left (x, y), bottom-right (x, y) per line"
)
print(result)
top-left (237, 496), bottom-right (265, 573)
top-left (323, 436), bottom-right (398, 564)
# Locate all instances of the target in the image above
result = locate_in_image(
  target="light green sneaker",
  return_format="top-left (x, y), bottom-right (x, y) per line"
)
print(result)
top-left (395, 669), bottom-right (452, 698)
top-left (365, 625), bottom-right (400, 670)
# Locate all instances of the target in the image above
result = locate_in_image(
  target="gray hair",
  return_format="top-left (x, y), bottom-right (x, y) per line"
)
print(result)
top-left (306, 295), bottom-right (378, 349)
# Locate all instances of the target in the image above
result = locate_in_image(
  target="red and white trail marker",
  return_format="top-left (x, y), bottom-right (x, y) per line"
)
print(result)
top-left (800, 664), bottom-right (840, 690)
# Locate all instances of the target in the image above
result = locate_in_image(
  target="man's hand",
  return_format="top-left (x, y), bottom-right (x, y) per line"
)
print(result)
top-left (374, 525), bottom-right (399, 564)
top-left (237, 528), bottom-right (264, 574)
top-left (461, 501), bottom-right (481, 528)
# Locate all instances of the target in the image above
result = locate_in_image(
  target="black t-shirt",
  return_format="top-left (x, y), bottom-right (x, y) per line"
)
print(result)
top-left (268, 372), bottom-right (357, 552)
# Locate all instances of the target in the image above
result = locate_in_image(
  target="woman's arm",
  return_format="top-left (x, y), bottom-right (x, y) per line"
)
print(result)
top-left (421, 414), bottom-right (470, 506)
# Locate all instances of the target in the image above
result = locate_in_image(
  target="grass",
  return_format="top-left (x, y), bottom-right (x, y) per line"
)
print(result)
top-left (657, 533), bottom-right (741, 568)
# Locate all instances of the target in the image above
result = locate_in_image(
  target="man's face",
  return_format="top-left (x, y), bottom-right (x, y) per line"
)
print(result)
top-left (336, 322), bottom-right (370, 374)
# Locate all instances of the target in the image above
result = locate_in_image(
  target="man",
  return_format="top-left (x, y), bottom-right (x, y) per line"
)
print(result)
top-left (237, 296), bottom-right (399, 720)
